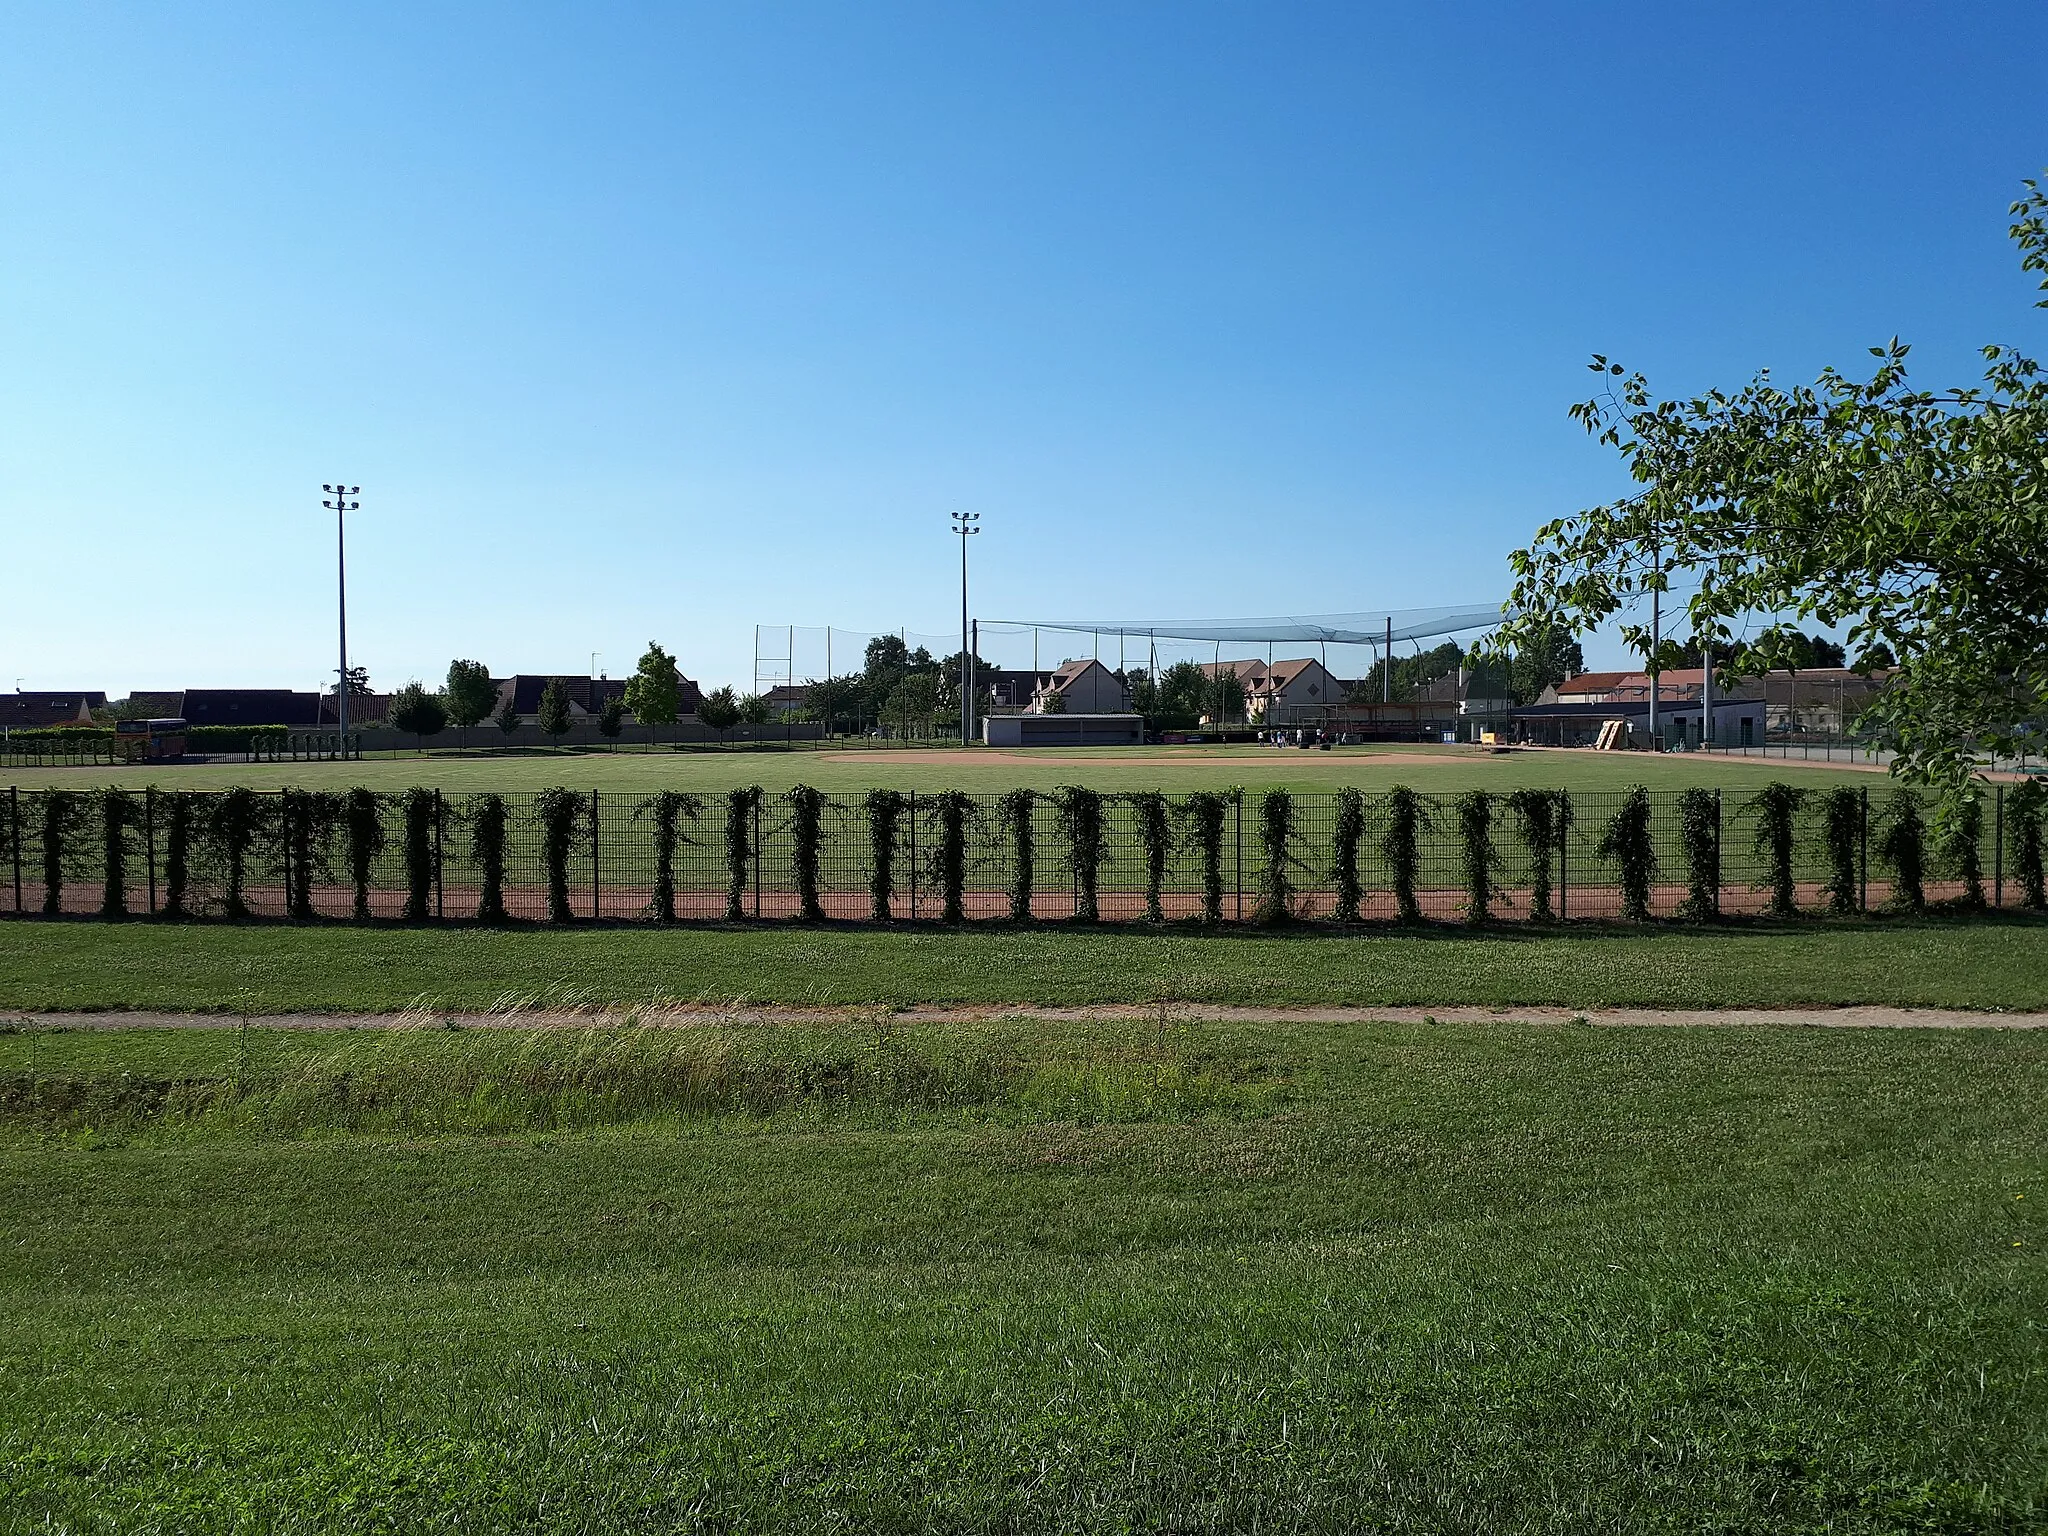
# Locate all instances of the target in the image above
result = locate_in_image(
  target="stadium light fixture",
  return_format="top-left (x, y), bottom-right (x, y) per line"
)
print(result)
top-left (321, 483), bottom-right (361, 740)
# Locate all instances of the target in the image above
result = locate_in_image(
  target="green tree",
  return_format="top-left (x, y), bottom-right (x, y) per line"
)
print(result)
top-left (805, 674), bottom-right (865, 734)
top-left (536, 677), bottom-right (573, 746)
top-left (1505, 623), bottom-right (1586, 705)
top-left (387, 681), bottom-right (447, 751)
top-left (1206, 667), bottom-right (1245, 723)
top-left (443, 660), bottom-right (497, 744)
top-left (1494, 175), bottom-right (2048, 789)
top-left (698, 685), bottom-right (741, 739)
top-left (622, 642), bottom-right (683, 743)
top-left (1038, 685), bottom-right (1068, 716)
top-left (598, 694), bottom-right (626, 747)
top-left (1155, 661), bottom-right (1207, 724)
top-left (738, 692), bottom-right (773, 726)
top-left (884, 673), bottom-right (940, 733)
top-left (494, 697), bottom-right (520, 736)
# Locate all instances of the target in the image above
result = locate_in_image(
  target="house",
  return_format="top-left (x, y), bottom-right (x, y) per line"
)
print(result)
top-left (762, 684), bottom-right (809, 717)
top-left (3, 690), bottom-right (107, 729)
top-left (1030, 659), bottom-right (1130, 714)
top-left (175, 689), bottom-right (325, 727)
top-left (1196, 658), bottom-right (1345, 724)
top-left (489, 674), bottom-right (697, 719)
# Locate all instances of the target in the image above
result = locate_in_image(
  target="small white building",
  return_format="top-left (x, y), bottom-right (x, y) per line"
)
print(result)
top-left (985, 713), bottom-right (1144, 747)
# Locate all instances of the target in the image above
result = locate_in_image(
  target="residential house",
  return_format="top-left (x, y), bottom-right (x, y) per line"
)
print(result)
top-left (175, 689), bottom-right (325, 726)
top-left (489, 674), bottom-right (696, 720)
top-left (1196, 657), bottom-right (1343, 724)
top-left (3, 691), bottom-right (107, 729)
top-left (1029, 659), bottom-right (1130, 714)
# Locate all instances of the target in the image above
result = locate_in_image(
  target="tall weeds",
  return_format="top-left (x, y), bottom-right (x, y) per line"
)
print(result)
top-left (1933, 786), bottom-right (1985, 910)
top-left (99, 788), bottom-right (130, 919)
top-left (207, 788), bottom-right (263, 920)
top-left (162, 793), bottom-right (193, 918)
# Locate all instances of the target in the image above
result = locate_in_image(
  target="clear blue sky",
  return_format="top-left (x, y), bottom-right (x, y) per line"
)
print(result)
top-left (4, 2), bottom-right (2045, 695)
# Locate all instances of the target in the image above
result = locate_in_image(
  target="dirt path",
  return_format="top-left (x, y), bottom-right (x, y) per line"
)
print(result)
top-left (6, 1004), bottom-right (2043, 1031)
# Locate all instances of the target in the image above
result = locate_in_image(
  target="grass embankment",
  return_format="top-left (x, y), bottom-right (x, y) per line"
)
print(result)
top-left (0, 740), bottom-right (1881, 794)
top-left (3, 916), bottom-right (2047, 1013)
top-left (0, 1016), bottom-right (2042, 1530)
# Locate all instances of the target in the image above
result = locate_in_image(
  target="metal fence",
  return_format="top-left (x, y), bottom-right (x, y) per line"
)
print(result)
top-left (0, 783), bottom-right (2035, 924)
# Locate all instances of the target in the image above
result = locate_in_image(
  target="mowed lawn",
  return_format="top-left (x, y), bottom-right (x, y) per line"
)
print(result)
top-left (0, 740), bottom-right (1887, 796)
top-left (0, 1016), bottom-right (2041, 1532)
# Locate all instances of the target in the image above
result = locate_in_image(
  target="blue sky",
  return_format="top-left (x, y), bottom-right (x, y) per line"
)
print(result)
top-left (4, 2), bottom-right (2045, 695)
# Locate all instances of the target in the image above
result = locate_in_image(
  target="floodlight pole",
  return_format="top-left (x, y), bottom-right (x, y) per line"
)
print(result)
top-left (321, 483), bottom-right (361, 739)
top-left (1383, 616), bottom-right (1393, 703)
top-left (952, 511), bottom-right (979, 745)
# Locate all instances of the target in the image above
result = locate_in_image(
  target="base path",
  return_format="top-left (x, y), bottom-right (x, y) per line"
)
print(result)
top-left (6, 1004), bottom-right (2044, 1031)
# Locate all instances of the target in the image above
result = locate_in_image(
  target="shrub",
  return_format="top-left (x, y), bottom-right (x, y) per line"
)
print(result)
top-left (1379, 786), bottom-right (1430, 923)
top-left (784, 784), bottom-right (828, 921)
top-left (1877, 790), bottom-right (1926, 914)
top-left (343, 789), bottom-right (385, 920)
top-left (925, 790), bottom-right (976, 923)
top-left (636, 791), bottom-right (701, 922)
top-left (1744, 782), bottom-right (1806, 918)
top-left (1053, 786), bottom-right (1106, 923)
top-left (2006, 778), bottom-right (2047, 909)
top-left (398, 788), bottom-right (437, 921)
top-left (1597, 786), bottom-right (1656, 922)
top-left (996, 789), bottom-right (1035, 921)
top-left (1175, 791), bottom-right (1234, 924)
top-left (1817, 787), bottom-right (1862, 917)
top-left (1932, 786), bottom-right (1985, 910)
top-left (724, 786), bottom-right (762, 920)
top-left (1331, 787), bottom-right (1366, 923)
top-left (1126, 791), bottom-right (1170, 923)
top-left (1453, 790), bottom-right (1497, 924)
top-left (864, 789), bottom-right (907, 921)
top-left (466, 793), bottom-right (509, 923)
top-left (1506, 788), bottom-right (1572, 923)
top-left (1674, 787), bottom-right (1720, 922)
top-left (99, 788), bottom-right (131, 919)
top-left (535, 788), bottom-right (588, 922)
top-left (1250, 790), bottom-right (1298, 926)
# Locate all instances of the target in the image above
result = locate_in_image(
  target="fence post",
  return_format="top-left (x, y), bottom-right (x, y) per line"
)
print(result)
top-left (280, 789), bottom-right (293, 918)
top-left (1233, 791), bottom-right (1243, 921)
top-left (11, 786), bottom-right (21, 913)
top-left (591, 789), bottom-right (601, 920)
top-left (752, 794), bottom-right (762, 918)
top-left (1712, 789), bottom-right (1722, 917)
top-left (433, 790), bottom-right (445, 920)
top-left (1858, 786), bottom-right (1869, 913)
top-left (909, 790), bottom-right (919, 920)
top-left (1558, 800), bottom-right (1568, 921)
top-left (145, 786), bottom-right (157, 915)
top-left (1994, 783), bottom-right (2004, 908)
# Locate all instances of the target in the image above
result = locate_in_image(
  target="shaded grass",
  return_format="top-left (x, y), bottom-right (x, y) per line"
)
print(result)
top-left (3, 914), bottom-right (2048, 1013)
top-left (0, 1018), bottom-right (2043, 1530)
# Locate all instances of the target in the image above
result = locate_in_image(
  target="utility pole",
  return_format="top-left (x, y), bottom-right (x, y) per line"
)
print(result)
top-left (1383, 616), bottom-right (1393, 703)
top-left (321, 483), bottom-right (360, 739)
top-left (951, 510), bottom-right (979, 746)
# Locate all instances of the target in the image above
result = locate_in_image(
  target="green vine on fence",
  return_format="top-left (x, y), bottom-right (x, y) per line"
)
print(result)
top-left (996, 789), bottom-right (1035, 921)
top-left (724, 787), bottom-right (762, 921)
top-left (1506, 788), bottom-right (1571, 923)
top-left (1125, 791), bottom-right (1171, 923)
top-left (1597, 786), bottom-right (1656, 922)
top-left (1877, 789), bottom-right (1926, 915)
top-left (2007, 778), bottom-right (2046, 909)
top-left (1674, 787), bottom-right (1719, 922)
top-left (1817, 787), bottom-right (1861, 917)
top-left (1933, 787), bottom-right (1985, 911)
top-left (163, 793), bottom-right (193, 918)
top-left (784, 784), bottom-right (828, 921)
top-left (280, 790), bottom-right (344, 921)
top-left (399, 788), bottom-right (437, 921)
top-left (925, 790), bottom-right (976, 923)
top-left (1175, 790), bottom-right (1233, 924)
top-left (467, 793), bottom-right (509, 923)
top-left (1053, 786), bottom-right (1106, 923)
top-left (1331, 787), bottom-right (1366, 923)
top-left (40, 790), bottom-right (82, 916)
top-left (535, 788), bottom-right (588, 923)
top-left (99, 788), bottom-right (131, 919)
top-left (865, 789), bottom-right (907, 921)
top-left (1252, 790), bottom-right (1299, 926)
top-left (635, 790), bottom-right (702, 922)
top-left (1379, 785), bottom-right (1430, 923)
top-left (1744, 782), bottom-right (1806, 918)
top-left (344, 789), bottom-right (385, 921)
top-left (1453, 790), bottom-right (1498, 924)
top-left (207, 788), bottom-right (263, 921)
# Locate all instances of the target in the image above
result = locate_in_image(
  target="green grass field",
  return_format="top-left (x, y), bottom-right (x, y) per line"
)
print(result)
top-left (0, 740), bottom-right (1885, 795)
top-left (4, 917), bottom-right (2046, 1012)
top-left (2, 1014), bottom-right (2042, 1531)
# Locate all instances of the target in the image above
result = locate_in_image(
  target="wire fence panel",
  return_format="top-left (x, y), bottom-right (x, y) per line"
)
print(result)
top-left (0, 782), bottom-right (2026, 923)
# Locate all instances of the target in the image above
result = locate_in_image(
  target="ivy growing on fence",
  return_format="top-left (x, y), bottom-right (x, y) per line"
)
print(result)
top-left (925, 790), bottom-right (976, 923)
top-left (636, 790), bottom-right (702, 922)
top-left (864, 789), bottom-right (907, 921)
top-left (467, 793), bottom-right (510, 923)
top-left (1126, 791), bottom-right (1170, 923)
top-left (1598, 786), bottom-right (1656, 922)
top-left (1506, 788), bottom-right (1571, 923)
top-left (1453, 790), bottom-right (1498, 924)
top-left (784, 784), bottom-right (828, 921)
top-left (724, 787), bottom-right (762, 921)
top-left (1330, 787), bottom-right (1366, 923)
top-left (99, 788), bottom-right (131, 919)
top-left (1675, 788), bottom-right (1720, 923)
top-left (1934, 788), bottom-right (1984, 910)
top-left (1878, 789), bottom-right (1926, 915)
top-left (1053, 786), bottom-right (1106, 923)
top-left (1380, 785), bottom-right (1429, 923)
top-left (399, 788), bottom-right (437, 921)
top-left (535, 788), bottom-right (587, 923)
top-left (1744, 783), bottom-right (1806, 918)
top-left (2008, 777), bottom-right (2046, 909)
top-left (208, 788), bottom-right (263, 920)
top-left (162, 793), bottom-right (192, 918)
top-left (1817, 787), bottom-right (1862, 917)
top-left (1252, 790), bottom-right (1298, 926)
top-left (344, 788), bottom-right (385, 921)
top-left (1176, 791), bottom-right (1233, 924)
top-left (996, 789), bottom-right (1035, 921)
top-left (40, 790), bottom-right (81, 916)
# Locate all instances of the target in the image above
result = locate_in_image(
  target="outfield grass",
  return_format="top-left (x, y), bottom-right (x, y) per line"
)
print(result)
top-left (1, 1015), bottom-right (2041, 1531)
top-left (4, 916), bottom-right (2046, 1012)
top-left (0, 740), bottom-right (1884, 795)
